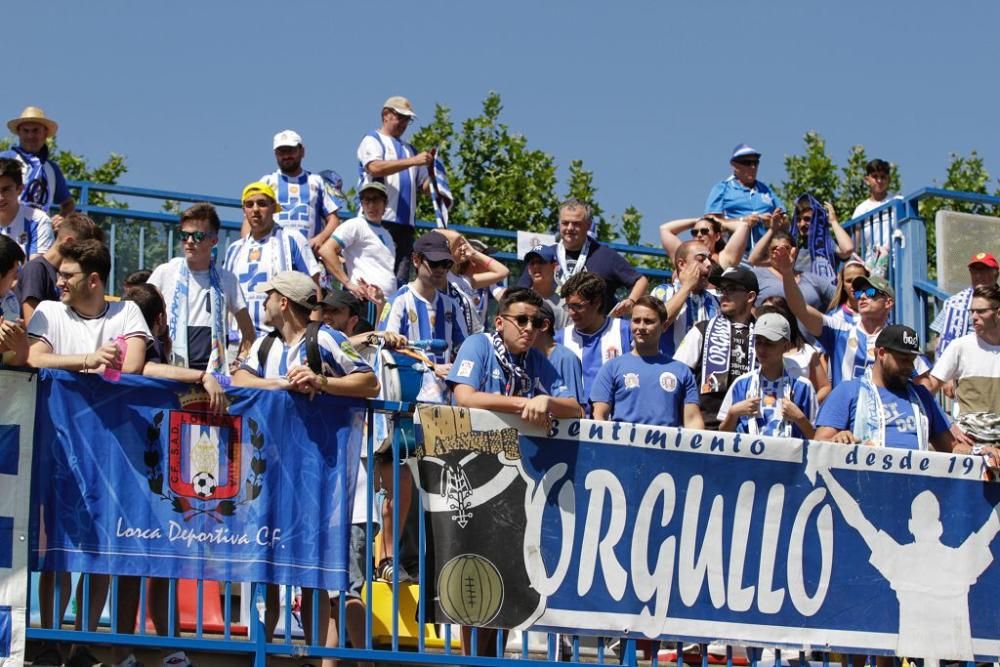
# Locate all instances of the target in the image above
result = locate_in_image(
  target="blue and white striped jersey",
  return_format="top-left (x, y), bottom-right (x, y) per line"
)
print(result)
top-left (356, 131), bottom-right (429, 227)
top-left (554, 316), bottom-right (632, 404)
top-left (377, 284), bottom-right (467, 364)
top-left (242, 324), bottom-right (371, 379)
top-left (261, 170), bottom-right (338, 239)
top-left (0, 204), bottom-right (53, 257)
top-left (223, 227), bottom-right (321, 335)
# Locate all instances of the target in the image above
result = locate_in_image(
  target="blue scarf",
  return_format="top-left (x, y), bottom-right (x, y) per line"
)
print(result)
top-left (791, 194), bottom-right (836, 282)
top-left (490, 331), bottom-right (532, 397)
top-left (13, 145), bottom-right (50, 208)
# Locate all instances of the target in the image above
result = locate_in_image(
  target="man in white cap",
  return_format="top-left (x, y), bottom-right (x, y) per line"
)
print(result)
top-left (704, 143), bottom-right (784, 250)
top-left (357, 96), bottom-right (441, 285)
top-left (247, 129), bottom-right (340, 252)
top-left (232, 270), bottom-right (378, 649)
top-left (0, 106), bottom-right (75, 219)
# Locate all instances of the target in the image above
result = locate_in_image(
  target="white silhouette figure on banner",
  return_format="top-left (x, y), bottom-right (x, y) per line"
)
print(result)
top-left (818, 466), bottom-right (1000, 664)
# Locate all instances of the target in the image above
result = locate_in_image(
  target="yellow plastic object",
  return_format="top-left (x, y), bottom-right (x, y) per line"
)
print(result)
top-left (363, 580), bottom-right (460, 650)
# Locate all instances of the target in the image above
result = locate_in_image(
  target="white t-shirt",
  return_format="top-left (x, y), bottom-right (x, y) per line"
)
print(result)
top-left (356, 131), bottom-right (429, 227)
top-left (148, 258), bottom-right (248, 366)
top-left (0, 203), bottom-right (53, 257)
top-left (27, 300), bottom-right (151, 354)
top-left (783, 343), bottom-right (819, 381)
top-left (931, 332), bottom-right (1000, 415)
top-left (329, 216), bottom-right (397, 296)
top-left (852, 194), bottom-right (901, 250)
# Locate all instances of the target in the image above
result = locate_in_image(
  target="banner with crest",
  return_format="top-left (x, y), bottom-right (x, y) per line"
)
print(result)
top-left (29, 370), bottom-right (364, 590)
top-left (411, 405), bottom-right (1000, 664)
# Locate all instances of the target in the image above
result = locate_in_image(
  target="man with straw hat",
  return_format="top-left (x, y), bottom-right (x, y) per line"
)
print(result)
top-left (1, 106), bottom-right (75, 219)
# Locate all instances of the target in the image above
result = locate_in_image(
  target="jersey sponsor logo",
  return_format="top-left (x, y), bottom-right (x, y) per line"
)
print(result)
top-left (624, 373), bottom-right (640, 389)
top-left (340, 340), bottom-right (361, 361)
top-left (604, 346), bottom-right (620, 361)
top-left (249, 247), bottom-right (262, 262)
top-left (457, 360), bottom-right (475, 378)
top-left (491, 369), bottom-right (502, 380)
top-left (659, 372), bottom-right (677, 392)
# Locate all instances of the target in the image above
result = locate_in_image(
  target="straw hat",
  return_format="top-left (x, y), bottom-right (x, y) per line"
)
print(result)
top-left (7, 106), bottom-right (58, 136)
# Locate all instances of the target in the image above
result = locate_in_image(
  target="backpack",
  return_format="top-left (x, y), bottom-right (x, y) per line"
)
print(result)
top-left (257, 321), bottom-right (323, 374)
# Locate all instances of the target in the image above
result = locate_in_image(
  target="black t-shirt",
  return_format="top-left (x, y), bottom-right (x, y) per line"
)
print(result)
top-left (516, 240), bottom-right (643, 313)
top-left (16, 256), bottom-right (59, 308)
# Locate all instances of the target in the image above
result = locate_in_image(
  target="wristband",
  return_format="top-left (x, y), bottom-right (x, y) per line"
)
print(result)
top-left (973, 445), bottom-right (986, 456)
top-left (211, 372), bottom-right (232, 388)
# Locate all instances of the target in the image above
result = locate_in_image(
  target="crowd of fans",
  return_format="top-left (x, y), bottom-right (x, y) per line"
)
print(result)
top-left (2, 100), bottom-right (1000, 667)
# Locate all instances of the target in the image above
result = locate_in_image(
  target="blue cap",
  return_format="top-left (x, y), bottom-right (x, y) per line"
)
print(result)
top-left (731, 144), bottom-right (761, 160)
top-left (525, 244), bottom-right (556, 263)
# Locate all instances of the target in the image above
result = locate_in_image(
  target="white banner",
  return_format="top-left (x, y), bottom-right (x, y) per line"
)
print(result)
top-left (0, 370), bottom-right (37, 665)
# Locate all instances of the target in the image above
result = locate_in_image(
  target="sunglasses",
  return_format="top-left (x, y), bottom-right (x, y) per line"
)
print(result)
top-left (718, 284), bottom-right (748, 295)
top-left (734, 159), bottom-right (760, 166)
top-left (691, 227), bottom-right (713, 237)
top-left (566, 300), bottom-right (592, 312)
top-left (179, 230), bottom-right (215, 244)
top-left (243, 198), bottom-right (272, 210)
top-left (57, 270), bottom-right (83, 281)
top-left (502, 314), bottom-right (545, 329)
top-left (854, 287), bottom-right (887, 300)
top-left (426, 258), bottom-right (454, 270)
top-left (970, 306), bottom-right (999, 315)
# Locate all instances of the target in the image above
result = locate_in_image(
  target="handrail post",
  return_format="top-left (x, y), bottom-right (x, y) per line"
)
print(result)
top-left (893, 199), bottom-right (928, 344)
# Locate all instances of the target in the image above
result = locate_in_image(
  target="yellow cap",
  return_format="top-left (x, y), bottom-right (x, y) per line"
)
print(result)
top-left (241, 181), bottom-right (281, 212)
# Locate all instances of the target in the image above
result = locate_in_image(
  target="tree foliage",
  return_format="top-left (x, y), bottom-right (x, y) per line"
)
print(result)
top-left (411, 93), bottom-right (559, 250)
top-left (777, 131), bottom-right (901, 222)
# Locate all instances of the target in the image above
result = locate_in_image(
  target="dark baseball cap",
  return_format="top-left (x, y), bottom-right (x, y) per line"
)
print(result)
top-left (525, 244), bottom-right (556, 263)
top-left (536, 299), bottom-right (556, 327)
top-left (875, 324), bottom-right (920, 355)
top-left (708, 265), bottom-right (759, 293)
top-left (320, 289), bottom-right (363, 317)
top-left (851, 274), bottom-right (895, 299)
top-left (414, 231), bottom-right (453, 262)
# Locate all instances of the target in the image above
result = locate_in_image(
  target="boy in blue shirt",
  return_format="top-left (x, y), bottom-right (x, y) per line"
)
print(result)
top-left (718, 312), bottom-right (817, 438)
top-left (447, 287), bottom-right (582, 428)
top-left (590, 296), bottom-right (703, 428)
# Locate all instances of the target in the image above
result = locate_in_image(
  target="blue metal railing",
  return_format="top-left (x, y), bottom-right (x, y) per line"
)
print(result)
top-left (65, 180), bottom-right (672, 291)
top-left (840, 186), bottom-right (1000, 347)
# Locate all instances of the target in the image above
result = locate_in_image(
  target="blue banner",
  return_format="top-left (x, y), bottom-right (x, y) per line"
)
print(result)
top-left (30, 370), bottom-right (364, 590)
top-left (413, 406), bottom-right (1000, 663)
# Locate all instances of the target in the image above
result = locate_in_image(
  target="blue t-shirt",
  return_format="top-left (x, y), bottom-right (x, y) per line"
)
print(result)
top-left (589, 353), bottom-right (699, 427)
top-left (704, 176), bottom-right (784, 247)
top-left (548, 342), bottom-right (585, 405)
top-left (717, 370), bottom-right (818, 438)
top-left (447, 333), bottom-right (571, 399)
top-left (816, 379), bottom-right (950, 450)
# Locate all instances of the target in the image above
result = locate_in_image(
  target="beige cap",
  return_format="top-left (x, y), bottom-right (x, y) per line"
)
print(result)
top-left (255, 271), bottom-right (318, 309)
top-left (382, 96), bottom-right (416, 118)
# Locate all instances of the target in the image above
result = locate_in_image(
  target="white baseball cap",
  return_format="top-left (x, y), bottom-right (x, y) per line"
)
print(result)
top-left (273, 130), bottom-right (303, 150)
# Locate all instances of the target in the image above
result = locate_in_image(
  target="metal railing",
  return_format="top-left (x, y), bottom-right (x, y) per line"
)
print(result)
top-left (65, 180), bottom-right (671, 296)
top-left (840, 186), bottom-right (1000, 346)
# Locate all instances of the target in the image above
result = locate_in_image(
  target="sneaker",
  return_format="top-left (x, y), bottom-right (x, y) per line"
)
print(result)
top-left (66, 647), bottom-right (106, 667)
top-left (162, 652), bottom-right (193, 667)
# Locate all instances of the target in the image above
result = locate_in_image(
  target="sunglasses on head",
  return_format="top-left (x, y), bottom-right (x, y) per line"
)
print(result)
top-left (854, 287), bottom-right (887, 300)
top-left (502, 313), bottom-right (545, 329)
top-left (179, 230), bottom-right (215, 244)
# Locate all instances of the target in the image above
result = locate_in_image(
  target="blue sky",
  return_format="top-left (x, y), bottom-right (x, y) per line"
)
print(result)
top-left (9, 1), bottom-right (1000, 243)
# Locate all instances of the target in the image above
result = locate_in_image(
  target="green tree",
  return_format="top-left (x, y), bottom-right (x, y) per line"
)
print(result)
top-left (918, 150), bottom-right (998, 278)
top-left (613, 205), bottom-right (670, 272)
top-left (777, 132), bottom-right (901, 222)
top-left (411, 93), bottom-right (559, 250)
